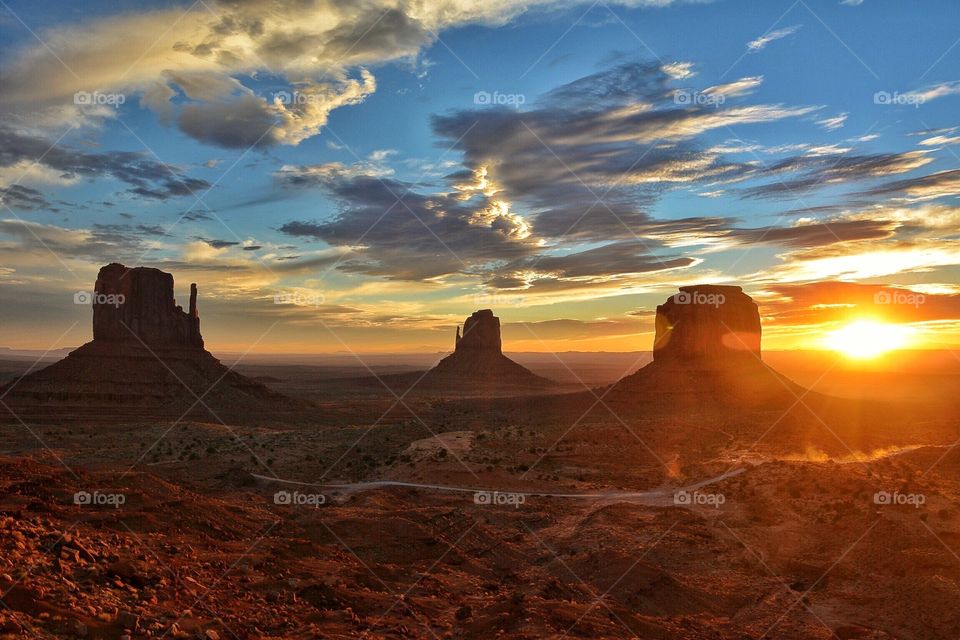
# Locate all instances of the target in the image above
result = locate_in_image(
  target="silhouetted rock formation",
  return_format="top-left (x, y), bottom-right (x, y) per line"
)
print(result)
top-left (455, 309), bottom-right (502, 356)
top-left (423, 309), bottom-right (550, 392)
top-left (1, 264), bottom-right (304, 424)
top-left (612, 285), bottom-right (801, 406)
top-left (92, 263), bottom-right (203, 348)
top-left (653, 285), bottom-right (761, 367)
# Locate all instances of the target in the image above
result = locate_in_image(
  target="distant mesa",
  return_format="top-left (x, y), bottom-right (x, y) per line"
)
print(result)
top-left (613, 284), bottom-right (800, 405)
top-left (1, 263), bottom-right (300, 423)
top-left (422, 309), bottom-right (552, 392)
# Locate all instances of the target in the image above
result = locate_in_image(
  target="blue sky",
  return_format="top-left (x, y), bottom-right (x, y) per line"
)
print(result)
top-left (1, 0), bottom-right (959, 353)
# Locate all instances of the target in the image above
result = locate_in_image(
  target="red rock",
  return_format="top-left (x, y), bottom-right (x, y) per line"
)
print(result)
top-left (92, 263), bottom-right (203, 348)
top-left (653, 285), bottom-right (761, 367)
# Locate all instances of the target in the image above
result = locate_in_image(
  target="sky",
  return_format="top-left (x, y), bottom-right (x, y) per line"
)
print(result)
top-left (0, 0), bottom-right (959, 354)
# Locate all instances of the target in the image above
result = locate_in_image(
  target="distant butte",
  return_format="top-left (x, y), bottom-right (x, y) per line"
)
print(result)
top-left (0, 263), bottom-right (302, 423)
top-left (424, 309), bottom-right (551, 391)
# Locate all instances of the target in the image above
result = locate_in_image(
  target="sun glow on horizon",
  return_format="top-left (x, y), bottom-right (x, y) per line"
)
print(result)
top-left (823, 320), bottom-right (914, 359)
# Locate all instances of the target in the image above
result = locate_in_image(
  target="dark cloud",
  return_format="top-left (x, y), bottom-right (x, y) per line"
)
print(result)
top-left (501, 241), bottom-right (694, 280)
top-left (740, 151), bottom-right (932, 199)
top-left (195, 237), bottom-right (240, 249)
top-left (279, 175), bottom-right (537, 280)
top-left (431, 61), bottom-right (803, 242)
top-left (0, 184), bottom-right (49, 210)
top-left (858, 169), bottom-right (960, 201)
top-left (0, 127), bottom-right (211, 201)
top-left (722, 220), bottom-right (896, 248)
top-left (178, 96), bottom-right (277, 149)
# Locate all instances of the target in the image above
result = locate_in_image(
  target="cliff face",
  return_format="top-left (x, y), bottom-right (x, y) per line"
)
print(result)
top-left (653, 285), bottom-right (761, 367)
top-left (455, 309), bottom-right (502, 356)
top-left (1, 263), bottom-right (301, 423)
top-left (611, 285), bottom-right (801, 406)
top-left (92, 263), bottom-right (203, 348)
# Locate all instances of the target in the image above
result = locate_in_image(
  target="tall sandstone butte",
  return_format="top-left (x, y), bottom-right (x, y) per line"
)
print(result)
top-left (1, 263), bottom-right (297, 423)
top-left (92, 263), bottom-right (203, 348)
top-left (612, 284), bottom-right (801, 406)
top-left (653, 285), bottom-right (761, 367)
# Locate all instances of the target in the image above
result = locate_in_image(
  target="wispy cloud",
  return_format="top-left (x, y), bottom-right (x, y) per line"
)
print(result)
top-left (817, 112), bottom-right (848, 130)
top-left (747, 25), bottom-right (802, 52)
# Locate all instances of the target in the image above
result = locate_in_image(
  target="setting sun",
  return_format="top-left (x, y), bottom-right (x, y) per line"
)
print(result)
top-left (823, 320), bottom-right (914, 359)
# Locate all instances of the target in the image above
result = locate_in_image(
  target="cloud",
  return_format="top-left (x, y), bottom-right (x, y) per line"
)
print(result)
top-left (661, 61), bottom-right (695, 79)
top-left (762, 281), bottom-right (960, 326)
top-left (0, 127), bottom-right (211, 201)
top-left (740, 150), bottom-right (932, 199)
top-left (906, 80), bottom-right (960, 103)
top-left (0, 219), bottom-right (162, 263)
top-left (817, 112), bottom-right (848, 130)
top-left (860, 169), bottom-right (960, 201)
top-left (747, 25), bottom-right (802, 51)
top-left (0, 185), bottom-right (50, 211)
top-left (277, 174), bottom-right (537, 280)
top-left (0, 0), bottom-right (699, 148)
top-left (433, 62), bottom-right (811, 242)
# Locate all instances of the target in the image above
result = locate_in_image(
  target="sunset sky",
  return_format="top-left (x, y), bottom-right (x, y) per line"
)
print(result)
top-left (1, 0), bottom-right (958, 354)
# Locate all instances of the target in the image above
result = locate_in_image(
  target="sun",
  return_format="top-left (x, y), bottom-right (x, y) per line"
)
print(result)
top-left (823, 320), bottom-right (913, 359)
